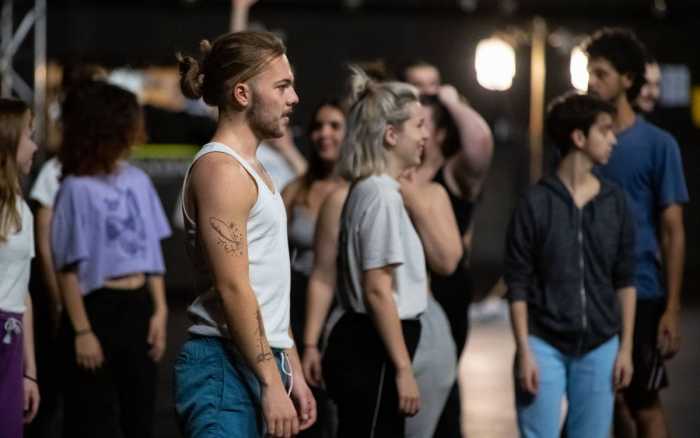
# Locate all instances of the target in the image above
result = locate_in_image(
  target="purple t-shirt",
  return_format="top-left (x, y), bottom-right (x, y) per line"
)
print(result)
top-left (51, 163), bottom-right (172, 295)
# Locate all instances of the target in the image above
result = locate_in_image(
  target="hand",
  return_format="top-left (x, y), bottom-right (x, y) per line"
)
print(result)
top-left (290, 372), bottom-right (318, 431)
top-left (657, 308), bottom-right (681, 359)
top-left (437, 85), bottom-right (461, 106)
top-left (613, 348), bottom-right (634, 390)
top-left (398, 168), bottom-right (423, 214)
top-left (23, 377), bottom-right (40, 423)
top-left (261, 383), bottom-right (299, 438)
top-left (395, 367), bottom-right (420, 417)
top-left (75, 332), bottom-right (104, 370)
top-left (516, 350), bottom-right (539, 394)
top-left (147, 310), bottom-right (168, 362)
top-left (302, 347), bottom-right (323, 387)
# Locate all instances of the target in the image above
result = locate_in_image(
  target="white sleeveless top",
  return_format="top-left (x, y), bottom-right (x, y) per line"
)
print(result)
top-left (182, 142), bottom-right (293, 349)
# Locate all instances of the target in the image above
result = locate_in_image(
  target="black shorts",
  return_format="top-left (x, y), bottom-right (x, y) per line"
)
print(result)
top-left (623, 298), bottom-right (668, 408)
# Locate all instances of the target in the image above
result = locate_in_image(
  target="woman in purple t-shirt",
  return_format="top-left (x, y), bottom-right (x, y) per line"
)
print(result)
top-left (51, 81), bottom-right (172, 438)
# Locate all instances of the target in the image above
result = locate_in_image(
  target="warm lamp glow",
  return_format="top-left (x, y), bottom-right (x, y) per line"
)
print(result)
top-left (475, 37), bottom-right (516, 91)
top-left (570, 46), bottom-right (589, 92)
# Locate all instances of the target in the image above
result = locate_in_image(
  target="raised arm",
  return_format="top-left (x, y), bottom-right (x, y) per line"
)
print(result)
top-left (230, 0), bottom-right (258, 33)
top-left (400, 174), bottom-right (462, 275)
top-left (301, 186), bottom-right (348, 385)
top-left (190, 153), bottom-right (298, 436)
top-left (438, 85), bottom-right (494, 200)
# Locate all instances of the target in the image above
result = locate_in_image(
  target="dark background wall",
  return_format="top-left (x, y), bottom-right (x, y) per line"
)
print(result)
top-left (12, 0), bottom-right (699, 299)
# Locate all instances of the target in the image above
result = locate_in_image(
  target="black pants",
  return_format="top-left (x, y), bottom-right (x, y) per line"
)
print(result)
top-left (290, 269), bottom-right (337, 438)
top-left (323, 312), bottom-right (421, 438)
top-left (432, 269), bottom-right (473, 438)
top-left (60, 287), bottom-right (157, 438)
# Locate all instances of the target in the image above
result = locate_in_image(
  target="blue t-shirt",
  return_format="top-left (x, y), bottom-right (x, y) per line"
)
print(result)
top-left (597, 117), bottom-right (689, 300)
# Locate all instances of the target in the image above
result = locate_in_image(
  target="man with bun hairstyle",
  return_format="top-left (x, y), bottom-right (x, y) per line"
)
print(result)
top-left (173, 31), bottom-right (316, 438)
top-left (584, 28), bottom-right (688, 438)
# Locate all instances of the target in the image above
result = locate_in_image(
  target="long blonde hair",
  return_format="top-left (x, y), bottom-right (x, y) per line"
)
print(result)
top-left (339, 66), bottom-right (419, 181)
top-left (0, 98), bottom-right (30, 242)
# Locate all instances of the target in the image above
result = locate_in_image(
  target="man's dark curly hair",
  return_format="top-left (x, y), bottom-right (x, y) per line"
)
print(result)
top-left (582, 27), bottom-right (647, 101)
top-left (59, 80), bottom-right (144, 178)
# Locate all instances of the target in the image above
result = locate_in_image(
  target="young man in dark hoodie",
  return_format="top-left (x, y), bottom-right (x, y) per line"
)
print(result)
top-left (506, 92), bottom-right (636, 438)
top-left (584, 28), bottom-right (688, 438)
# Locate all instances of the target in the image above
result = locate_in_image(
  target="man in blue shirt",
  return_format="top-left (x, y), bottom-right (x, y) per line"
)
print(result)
top-left (584, 28), bottom-right (688, 438)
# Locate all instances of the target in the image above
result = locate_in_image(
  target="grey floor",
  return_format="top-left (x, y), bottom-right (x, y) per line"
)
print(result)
top-left (154, 301), bottom-right (700, 437)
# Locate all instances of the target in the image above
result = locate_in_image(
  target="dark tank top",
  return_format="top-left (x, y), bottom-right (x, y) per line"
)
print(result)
top-left (430, 166), bottom-right (477, 354)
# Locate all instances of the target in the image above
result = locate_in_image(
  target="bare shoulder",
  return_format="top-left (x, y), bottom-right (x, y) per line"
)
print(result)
top-left (323, 182), bottom-right (350, 212)
top-left (190, 152), bottom-right (257, 209)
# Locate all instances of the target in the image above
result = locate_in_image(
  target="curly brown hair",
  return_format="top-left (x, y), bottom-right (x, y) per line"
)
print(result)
top-left (59, 80), bottom-right (144, 178)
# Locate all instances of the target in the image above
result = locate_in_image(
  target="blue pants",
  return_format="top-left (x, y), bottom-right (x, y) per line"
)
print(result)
top-left (516, 336), bottom-right (619, 438)
top-left (174, 336), bottom-right (290, 438)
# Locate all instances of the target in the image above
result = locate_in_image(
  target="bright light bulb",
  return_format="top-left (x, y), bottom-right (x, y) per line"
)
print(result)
top-left (475, 37), bottom-right (516, 91)
top-left (570, 46), bottom-right (589, 92)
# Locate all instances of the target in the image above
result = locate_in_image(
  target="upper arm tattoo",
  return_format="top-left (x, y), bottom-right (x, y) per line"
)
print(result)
top-left (209, 217), bottom-right (244, 256)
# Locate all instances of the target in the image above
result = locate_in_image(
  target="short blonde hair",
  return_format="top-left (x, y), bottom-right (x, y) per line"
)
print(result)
top-left (339, 66), bottom-right (419, 181)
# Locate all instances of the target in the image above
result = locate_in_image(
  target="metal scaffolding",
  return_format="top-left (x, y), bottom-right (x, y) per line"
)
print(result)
top-left (0, 0), bottom-right (47, 144)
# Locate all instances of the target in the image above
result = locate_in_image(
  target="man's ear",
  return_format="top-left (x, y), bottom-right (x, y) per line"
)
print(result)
top-left (384, 123), bottom-right (398, 148)
top-left (232, 82), bottom-right (252, 108)
top-left (571, 128), bottom-right (587, 149)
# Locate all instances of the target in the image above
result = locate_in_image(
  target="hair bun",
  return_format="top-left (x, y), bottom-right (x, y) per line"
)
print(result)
top-left (199, 39), bottom-right (213, 57)
top-left (346, 65), bottom-right (374, 108)
top-left (176, 52), bottom-right (204, 100)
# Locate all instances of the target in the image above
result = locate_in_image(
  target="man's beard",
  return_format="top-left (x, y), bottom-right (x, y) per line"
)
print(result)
top-left (247, 93), bottom-right (284, 140)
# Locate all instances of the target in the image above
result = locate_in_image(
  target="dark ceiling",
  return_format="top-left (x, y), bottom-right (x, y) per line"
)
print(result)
top-left (45, 0), bottom-right (699, 19)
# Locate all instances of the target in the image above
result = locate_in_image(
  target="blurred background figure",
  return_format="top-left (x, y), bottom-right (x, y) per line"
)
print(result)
top-left (635, 58), bottom-right (662, 115)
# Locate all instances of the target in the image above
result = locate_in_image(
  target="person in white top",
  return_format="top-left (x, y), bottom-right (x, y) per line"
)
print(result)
top-left (0, 98), bottom-right (40, 436)
top-left (174, 31), bottom-right (316, 438)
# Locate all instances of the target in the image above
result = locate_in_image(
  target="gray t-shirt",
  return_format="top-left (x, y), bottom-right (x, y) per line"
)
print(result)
top-left (337, 174), bottom-right (428, 319)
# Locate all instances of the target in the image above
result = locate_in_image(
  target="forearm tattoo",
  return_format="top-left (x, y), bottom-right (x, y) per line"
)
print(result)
top-left (255, 310), bottom-right (273, 364)
top-left (209, 217), bottom-right (244, 256)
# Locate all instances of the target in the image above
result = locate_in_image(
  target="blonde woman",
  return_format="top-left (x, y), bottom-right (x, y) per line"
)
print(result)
top-left (322, 68), bottom-right (429, 438)
top-left (0, 98), bottom-right (40, 437)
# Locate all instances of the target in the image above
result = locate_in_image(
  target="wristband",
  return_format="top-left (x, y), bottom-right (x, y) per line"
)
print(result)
top-left (75, 328), bottom-right (93, 337)
top-left (24, 374), bottom-right (37, 383)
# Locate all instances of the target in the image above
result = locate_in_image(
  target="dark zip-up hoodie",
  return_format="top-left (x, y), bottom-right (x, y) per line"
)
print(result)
top-left (505, 175), bottom-right (636, 356)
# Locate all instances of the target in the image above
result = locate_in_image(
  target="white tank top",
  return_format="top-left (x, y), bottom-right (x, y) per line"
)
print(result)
top-left (182, 142), bottom-right (292, 349)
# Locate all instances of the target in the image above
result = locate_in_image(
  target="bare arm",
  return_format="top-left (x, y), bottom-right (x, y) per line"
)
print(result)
top-left (192, 155), bottom-right (283, 386)
top-left (190, 154), bottom-right (298, 436)
top-left (22, 294), bottom-right (37, 380)
top-left (230, 0), bottom-right (258, 32)
top-left (614, 286), bottom-right (636, 389)
top-left (364, 266), bottom-right (420, 416)
top-left (438, 85), bottom-right (494, 200)
top-left (285, 328), bottom-right (317, 431)
top-left (281, 178), bottom-right (303, 221)
top-left (22, 294), bottom-right (40, 423)
top-left (35, 206), bottom-right (62, 326)
top-left (303, 187), bottom-right (347, 350)
top-left (146, 275), bottom-right (168, 362)
top-left (658, 204), bottom-right (685, 357)
top-left (400, 176), bottom-right (462, 275)
top-left (509, 300), bottom-right (538, 394)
